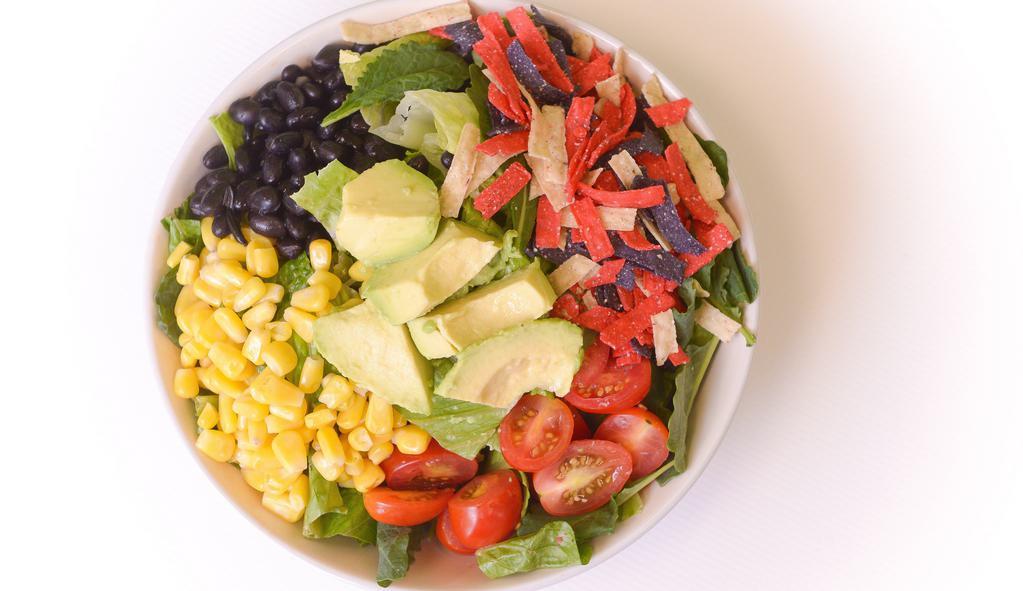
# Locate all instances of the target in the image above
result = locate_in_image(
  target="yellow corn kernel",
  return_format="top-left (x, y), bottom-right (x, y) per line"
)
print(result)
top-left (272, 430), bottom-right (308, 473)
top-left (264, 466), bottom-right (303, 496)
top-left (245, 235), bottom-right (273, 271)
top-left (392, 425), bottom-right (430, 455)
top-left (291, 284), bottom-right (330, 313)
top-left (261, 473), bottom-right (309, 522)
top-left (304, 407), bottom-right (336, 429)
top-left (199, 357), bottom-right (214, 368)
top-left (171, 368), bottom-right (198, 399)
top-left (204, 366), bottom-right (246, 398)
top-left (259, 283), bottom-right (285, 304)
top-left (353, 463), bottom-right (385, 493)
top-left (283, 307), bottom-right (316, 342)
top-left (233, 396), bottom-right (270, 421)
top-left (248, 369), bottom-right (304, 407)
top-left (299, 426), bottom-right (317, 443)
top-left (347, 426), bottom-right (374, 452)
top-left (217, 237), bottom-right (246, 262)
top-left (336, 393), bottom-right (367, 431)
top-left (191, 277), bottom-right (222, 307)
top-left (308, 270), bottom-right (343, 298)
top-left (218, 394), bottom-right (239, 434)
top-left (316, 427), bottom-right (349, 465)
top-left (176, 254), bottom-right (200, 285)
top-left (179, 301), bottom-right (212, 336)
top-left (270, 399), bottom-right (307, 424)
top-left (196, 429), bottom-right (236, 463)
top-left (180, 345), bottom-right (199, 368)
top-left (266, 413), bottom-right (303, 433)
top-left (336, 471), bottom-right (356, 488)
top-left (241, 328), bottom-right (270, 365)
top-left (200, 217), bottom-right (219, 249)
top-left (207, 342), bottom-right (251, 381)
top-left (251, 247), bottom-right (279, 278)
top-left (348, 260), bottom-right (371, 282)
top-left (233, 277), bottom-right (267, 313)
top-left (218, 262), bottom-right (252, 289)
top-left (182, 340), bottom-right (209, 365)
top-left (178, 332), bottom-right (193, 348)
top-left (167, 241), bottom-right (193, 268)
top-left (344, 452), bottom-right (366, 476)
top-left (319, 375), bottom-right (355, 411)
top-left (212, 307), bottom-right (248, 344)
top-left (242, 301), bottom-right (277, 331)
top-left (175, 285), bottom-right (200, 320)
top-left (201, 247), bottom-right (219, 267)
top-left (308, 239), bottom-right (332, 271)
top-left (197, 403), bottom-right (220, 430)
top-left (393, 409), bottom-right (408, 428)
top-left (368, 441), bottom-right (394, 465)
top-left (266, 321), bottom-right (293, 342)
top-left (241, 468), bottom-right (268, 492)
top-left (364, 393), bottom-right (394, 437)
top-left (238, 418), bottom-right (269, 450)
top-left (262, 340), bottom-right (297, 376)
top-left (311, 451), bottom-right (343, 481)
top-left (193, 314), bottom-right (227, 351)
top-left (299, 356), bottom-right (324, 394)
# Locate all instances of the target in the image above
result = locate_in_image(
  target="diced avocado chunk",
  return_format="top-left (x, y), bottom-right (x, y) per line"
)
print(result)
top-left (436, 319), bottom-right (584, 408)
top-left (313, 300), bottom-right (433, 414)
top-left (408, 262), bottom-right (557, 359)
top-left (335, 160), bottom-right (440, 265)
top-left (362, 220), bottom-right (501, 325)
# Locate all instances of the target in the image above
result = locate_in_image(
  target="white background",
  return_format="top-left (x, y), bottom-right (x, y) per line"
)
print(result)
top-left (3, 0), bottom-right (1022, 589)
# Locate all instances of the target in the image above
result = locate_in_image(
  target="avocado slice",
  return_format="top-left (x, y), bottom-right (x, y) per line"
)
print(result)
top-left (335, 159), bottom-right (440, 265)
top-left (436, 319), bottom-right (584, 408)
top-left (313, 300), bottom-right (433, 414)
top-left (362, 220), bottom-right (501, 325)
top-left (407, 262), bottom-right (557, 359)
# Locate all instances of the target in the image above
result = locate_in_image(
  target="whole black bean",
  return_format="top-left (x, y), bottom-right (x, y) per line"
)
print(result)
top-left (301, 130), bottom-right (318, 149)
top-left (327, 88), bottom-right (350, 109)
top-left (228, 97), bottom-right (261, 126)
top-left (299, 81), bottom-right (326, 105)
top-left (274, 81), bottom-right (305, 113)
top-left (313, 43), bottom-right (346, 70)
top-left (440, 151), bottom-right (454, 168)
top-left (286, 106), bottom-right (322, 130)
top-left (228, 185), bottom-right (251, 212)
top-left (352, 43), bottom-right (378, 54)
top-left (261, 153), bottom-right (285, 185)
top-left (276, 237), bottom-right (305, 261)
top-left (195, 168), bottom-right (239, 194)
top-left (211, 212), bottom-right (232, 237)
top-left (282, 194), bottom-right (305, 215)
top-left (337, 128), bottom-right (364, 150)
top-left (347, 111), bottom-right (370, 134)
top-left (407, 154), bottom-right (429, 175)
top-left (322, 69), bottom-right (346, 91)
top-left (363, 135), bottom-right (406, 162)
top-left (191, 183), bottom-right (228, 216)
top-left (249, 186), bottom-right (282, 215)
top-left (249, 214), bottom-right (287, 239)
top-left (225, 209), bottom-right (247, 244)
top-left (202, 144), bottom-right (228, 169)
top-left (281, 64), bottom-right (303, 82)
top-left (255, 81), bottom-right (279, 106)
top-left (317, 121), bottom-right (343, 140)
top-left (284, 174), bottom-right (306, 193)
top-left (285, 213), bottom-right (313, 240)
top-left (235, 178), bottom-right (259, 201)
top-left (287, 148), bottom-right (315, 175)
top-left (235, 146), bottom-right (258, 177)
top-left (345, 151), bottom-right (376, 173)
top-left (243, 125), bottom-right (266, 144)
top-left (305, 66), bottom-right (330, 85)
top-left (266, 131), bottom-right (303, 155)
top-left (256, 108), bottom-right (286, 133)
top-left (309, 223), bottom-right (331, 243)
top-left (315, 140), bottom-right (347, 163)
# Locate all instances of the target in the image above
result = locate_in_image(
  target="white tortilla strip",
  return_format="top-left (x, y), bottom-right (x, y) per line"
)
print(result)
top-left (557, 228), bottom-right (568, 250)
top-left (613, 47), bottom-right (626, 75)
top-left (593, 97), bottom-right (607, 117)
top-left (571, 31), bottom-right (594, 60)
top-left (581, 168), bottom-right (604, 186)
top-left (525, 155), bottom-right (570, 211)
top-left (651, 309), bottom-right (679, 366)
top-left (560, 207), bottom-right (637, 231)
top-left (638, 211), bottom-right (673, 252)
top-left (608, 151), bottom-right (642, 189)
top-left (707, 199), bottom-right (741, 239)
top-left (595, 74), bottom-right (622, 107)
top-left (642, 76), bottom-right (725, 201)
top-left (581, 290), bottom-right (598, 310)
top-left (340, 1), bottom-right (471, 44)
top-left (695, 302), bottom-right (741, 343)
top-left (666, 182), bottom-right (680, 204)
top-left (466, 151), bottom-right (510, 195)
top-left (527, 105), bottom-right (568, 164)
top-left (439, 123), bottom-right (480, 217)
top-left (529, 175), bottom-right (544, 199)
top-left (548, 254), bottom-right (599, 295)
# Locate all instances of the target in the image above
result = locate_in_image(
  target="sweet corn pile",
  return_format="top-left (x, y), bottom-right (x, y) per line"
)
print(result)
top-left (166, 218), bottom-right (430, 523)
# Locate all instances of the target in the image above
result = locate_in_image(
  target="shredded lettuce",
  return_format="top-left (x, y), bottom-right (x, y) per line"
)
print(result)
top-left (291, 161), bottom-right (359, 238)
top-left (303, 463), bottom-right (376, 543)
top-left (154, 267), bottom-right (183, 341)
top-left (209, 112), bottom-right (245, 169)
top-left (370, 90), bottom-right (480, 169)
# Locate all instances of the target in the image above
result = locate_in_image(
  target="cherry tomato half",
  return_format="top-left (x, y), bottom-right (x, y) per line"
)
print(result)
top-left (362, 487), bottom-right (454, 526)
top-left (570, 406), bottom-right (592, 440)
top-left (448, 470), bottom-right (523, 549)
top-left (498, 394), bottom-right (574, 472)
top-left (436, 510), bottom-right (476, 554)
top-left (564, 342), bottom-right (652, 414)
top-left (381, 440), bottom-right (478, 490)
top-left (593, 407), bottom-right (669, 479)
top-left (532, 439), bottom-right (633, 516)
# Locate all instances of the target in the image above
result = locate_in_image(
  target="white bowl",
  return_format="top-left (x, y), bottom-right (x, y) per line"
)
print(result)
top-left (149, 1), bottom-right (760, 588)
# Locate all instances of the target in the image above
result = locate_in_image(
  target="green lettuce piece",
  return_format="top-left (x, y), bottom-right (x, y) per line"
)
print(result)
top-left (732, 240), bottom-right (759, 302)
top-left (400, 394), bottom-right (508, 460)
top-left (617, 494), bottom-right (643, 523)
top-left (459, 198), bottom-right (503, 237)
top-left (476, 521), bottom-right (582, 579)
top-left (666, 337), bottom-right (720, 474)
top-left (155, 267), bottom-right (183, 341)
top-left (370, 90), bottom-right (479, 169)
top-left (340, 32), bottom-right (445, 86)
top-left (209, 112), bottom-right (245, 169)
top-left (694, 134), bottom-right (729, 187)
top-left (303, 463), bottom-right (377, 543)
top-left (466, 64), bottom-right (491, 136)
top-left (270, 253), bottom-right (314, 320)
top-left (290, 160), bottom-right (359, 237)
top-left (161, 215), bottom-right (201, 255)
top-left (613, 462), bottom-right (674, 508)
top-left (375, 522), bottom-right (429, 587)
top-left (502, 185), bottom-right (536, 257)
top-left (516, 500), bottom-right (617, 542)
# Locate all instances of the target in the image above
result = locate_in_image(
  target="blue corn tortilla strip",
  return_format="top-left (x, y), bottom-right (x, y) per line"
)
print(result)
top-left (530, 5), bottom-right (575, 54)
top-left (506, 39), bottom-right (572, 107)
top-left (592, 283), bottom-right (624, 312)
top-left (487, 101), bottom-right (526, 137)
top-left (630, 338), bottom-right (655, 359)
top-left (598, 126), bottom-right (665, 167)
top-left (631, 96), bottom-right (658, 132)
top-left (632, 177), bottom-right (707, 255)
top-left (526, 236), bottom-right (590, 265)
top-left (444, 20), bottom-right (484, 58)
top-left (547, 37), bottom-right (573, 80)
top-left (610, 234), bottom-right (687, 284)
top-left (616, 261), bottom-right (637, 290)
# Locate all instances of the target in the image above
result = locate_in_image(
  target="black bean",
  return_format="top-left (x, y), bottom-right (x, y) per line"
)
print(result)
top-left (211, 211), bottom-right (232, 237)
top-left (322, 69), bottom-right (346, 91)
top-left (317, 120), bottom-right (343, 140)
top-left (345, 151), bottom-right (376, 173)
top-left (286, 106), bottom-right (322, 130)
top-left (309, 223), bottom-right (331, 242)
top-left (287, 148), bottom-right (315, 174)
top-left (305, 66), bottom-right (330, 85)
top-left (284, 174), bottom-right (306, 193)
top-left (352, 43), bottom-right (378, 54)
top-left (249, 214), bottom-right (287, 239)
top-left (228, 97), bottom-right (261, 126)
top-left (243, 126), bottom-right (266, 145)
top-left (299, 81), bottom-right (326, 105)
top-left (440, 151), bottom-right (454, 168)
top-left (285, 213), bottom-right (313, 240)
top-left (337, 128), bottom-right (363, 150)
top-left (235, 146), bottom-right (258, 177)
top-left (255, 81), bottom-right (279, 106)
top-left (256, 108), bottom-right (286, 133)
top-left (202, 144), bottom-right (228, 169)
top-left (315, 140), bottom-right (347, 163)
top-left (225, 209), bottom-right (247, 244)
top-left (195, 168), bottom-right (239, 194)
top-left (347, 111), bottom-right (370, 134)
top-left (327, 88), bottom-right (350, 109)
top-left (313, 43), bottom-right (346, 70)
top-left (266, 131), bottom-right (303, 155)
top-left (261, 153), bottom-right (285, 185)
top-left (249, 186), bottom-right (281, 215)
top-left (274, 81), bottom-right (305, 113)
top-left (301, 129), bottom-right (317, 148)
top-left (363, 135), bottom-right (406, 162)
top-left (191, 183), bottom-right (228, 216)
top-left (407, 154), bottom-right (429, 175)
top-left (281, 64), bottom-right (303, 82)
top-left (235, 178), bottom-right (259, 202)
top-left (282, 194), bottom-right (305, 215)
top-left (276, 237), bottom-right (305, 261)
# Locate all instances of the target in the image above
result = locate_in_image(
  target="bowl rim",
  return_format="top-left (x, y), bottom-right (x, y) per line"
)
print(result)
top-left (147, 1), bottom-right (759, 588)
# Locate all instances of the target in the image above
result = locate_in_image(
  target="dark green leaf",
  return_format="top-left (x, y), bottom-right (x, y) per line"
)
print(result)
top-left (400, 394), bottom-right (508, 459)
top-left (614, 462), bottom-right (674, 508)
top-left (617, 494), bottom-right (643, 523)
top-left (517, 500), bottom-right (617, 541)
top-left (154, 267), bottom-right (183, 341)
top-left (466, 64), bottom-right (491, 136)
top-left (672, 308), bottom-right (695, 350)
top-left (271, 254), bottom-right (315, 317)
top-left (161, 216), bottom-right (201, 255)
top-left (732, 240), bottom-right (759, 302)
top-left (289, 333), bottom-right (310, 385)
top-left (209, 112), bottom-right (245, 169)
top-left (641, 365), bottom-right (675, 426)
top-left (303, 463), bottom-right (377, 543)
top-left (322, 43), bottom-right (470, 125)
top-left (476, 521), bottom-right (582, 579)
top-left (667, 337), bottom-right (720, 473)
top-left (460, 197), bottom-right (503, 237)
top-left (501, 186), bottom-right (537, 257)
top-left (376, 523), bottom-right (413, 587)
top-left (694, 134), bottom-right (728, 187)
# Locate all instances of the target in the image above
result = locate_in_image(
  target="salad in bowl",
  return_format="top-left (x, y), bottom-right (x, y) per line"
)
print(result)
top-left (154, 1), bottom-right (758, 586)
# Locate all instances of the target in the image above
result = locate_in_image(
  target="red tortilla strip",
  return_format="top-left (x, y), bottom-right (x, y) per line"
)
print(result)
top-left (487, 83), bottom-right (529, 126)
top-left (476, 130), bottom-right (530, 156)
top-left (552, 293), bottom-right (581, 322)
top-left (679, 222), bottom-right (734, 277)
top-left (572, 52), bottom-right (614, 95)
top-left (578, 184), bottom-right (665, 208)
top-left (592, 169), bottom-right (622, 192)
top-left (474, 162), bottom-right (533, 219)
top-left (618, 228), bottom-right (660, 251)
top-left (565, 97), bottom-right (595, 161)
top-left (635, 268), bottom-right (676, 295)
top-left (635, 152), bottom-right (671, 182)
top-left (576, 305), bottom-right (619, 331)
top-left (668, 349), bottom-right (690, 366)
top-left (613, 348), bottom-right (642, 367)
top-left (645, 98), bottom-right (693, 127)
top-left (583, 258), bottom-right (626, 288)
top-left (476, 12), bottom-right (513, 49)
top-left (599, 291), bottom-right (676, 349)
top-left (567, 55), bottom-right (587, 77)
top-left (570, 227), bottom-right (585, 244)
top-left (474, 37), bottom-right (528, 122)
top-left (535, 195), bottom-right (561, 249)
top-left (665, 143), bottom-right (717, 223)
top-left (505, 7), bottom-right (575, 94)
top-left (616, 285), bottom-right (636, 311)
top-left (428, 26), bottom-right (451, 39)
top-left (570, 197), bottom-right (614, 261)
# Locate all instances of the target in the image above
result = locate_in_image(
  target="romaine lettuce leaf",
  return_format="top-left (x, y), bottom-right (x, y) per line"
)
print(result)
top-left (613, 462), bottom-right (674, 508)
top-left (694, 134), bottom-right (729, 187)
top-left (161, 215), bottom-right (201, 255)
top-left (666, 337), bottom-right (720, 474)
top-left (516, 499), bottom-right (618, 542)
top-left (209, 112), bottom-right (245, 169)
top-left (466, 64), bottom-right (491, 136)
top-left (399, 394), bottom-right (508, 460)
top-left (375, 522), bottom-right (429, 587)
top-left (370, 90), bottom-right (479, 169)
top-left (291, 160), bottom-right (359, 237)
top-left (155, 267), bottom-right (183, 341)
top-left (303, 462), bottom-right (376, 543)
top-left (340, 32), bottom-right (445, 87)
top-left (476, 521), bottom-right (582, 579)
